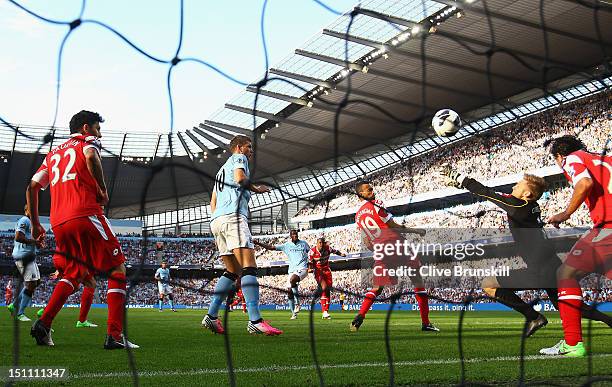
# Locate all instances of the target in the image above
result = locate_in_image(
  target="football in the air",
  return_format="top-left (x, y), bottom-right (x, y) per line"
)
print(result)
top-left (432, 109), bottom-right (462, 137)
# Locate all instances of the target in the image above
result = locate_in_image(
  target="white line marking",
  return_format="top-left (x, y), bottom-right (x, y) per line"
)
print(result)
top-left (73, 353), bottom-right (612, 379)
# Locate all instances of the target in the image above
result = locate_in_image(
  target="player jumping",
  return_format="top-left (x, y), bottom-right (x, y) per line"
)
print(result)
top-left (255, 230), bottom-right (310, 319)
top-left (540, 135), bottom-right (611, 357)
top-left (155, 261), bottom-right (176, 312)
top-left (201, 135), bottom-right (282, 336)
top-left (351, 180), bottom-right (439, 332)
top-left (442, 167), bottom-right (611, 336)
top-left (309, 237), bottom-right (346, 319)
top-left (8, 205), bottom-right (44, 321)
top-left (27, 110), bottom-right (138, 349)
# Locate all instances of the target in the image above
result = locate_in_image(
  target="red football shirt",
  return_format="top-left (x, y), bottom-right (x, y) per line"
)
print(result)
top-left (562, 150), bottom-right (612, 228)
top-left (308, 245), bottom-right (335, 270)
top-left (355, 199), bottom-right (397, 247)
top-left (31, 134), bottom-right (104, 228)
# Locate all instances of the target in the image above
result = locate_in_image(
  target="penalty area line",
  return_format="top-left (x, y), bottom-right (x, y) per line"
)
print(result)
top-left (72, 353), bottom-right (612, 379)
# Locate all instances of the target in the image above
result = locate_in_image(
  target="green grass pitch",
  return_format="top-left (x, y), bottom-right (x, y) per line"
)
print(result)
top-left (1, 307), bottom-right (611, 386)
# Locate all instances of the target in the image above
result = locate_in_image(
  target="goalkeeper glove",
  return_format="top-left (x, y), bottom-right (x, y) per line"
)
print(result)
top-left (441, 164), bottom-right (466, 188)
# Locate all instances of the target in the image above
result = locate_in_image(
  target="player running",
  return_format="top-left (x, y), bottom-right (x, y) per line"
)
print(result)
top-left (442, 167), bottom-right (611, 336)
top-left (155, 261), bottom-right (176, 312)
top-left (255, 230), bottom-right (310, 319)
top-left (540, 135), bottom-right (612, 357)
top-left (5, 280), bottom-right (13, 306)
top-left (201, 135), bottom-right (282, 336)
top-left (308, 237), bottom-right (346, 319)
top-left (351, 180), bottom-right (438, 332)
top-left (27, 110), bottom-right (138, 349)
top-left (8, 205), bottom-right (44, 322)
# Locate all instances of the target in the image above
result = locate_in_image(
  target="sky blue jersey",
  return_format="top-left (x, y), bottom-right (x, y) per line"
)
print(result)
top-left (12, 216), bottom-right (35, 260)
top-left (211, 153), bottom-right (251, 220)
top-left (156, 267), bottom-right (170, 283)
top-left (276, 240), bottom-right (310, 273)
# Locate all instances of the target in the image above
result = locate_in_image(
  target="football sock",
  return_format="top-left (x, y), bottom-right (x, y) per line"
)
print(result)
top-left (320, 295), bottom-right (328, 313)
top-left (41, 279), bottom-right (75, 328)
top-left (558, 279), bottom-right (583, 346)
top-left (495, 288), bottom-right (539, 321)
top-left (158, 299), bottom-right (163, 310)
top-left (107, 272), bottom-right (127, 340)
top-left (208, 272), bottom-right (238, 318)
top-left (359, 289), bottom-right (378, 317)
top-left (287, 289), bottom-right (295, 313)
top-left (545, 288), bottom-right (610, 326)
top-left (415, 287), bottom-right (430, 325)
top-left (18, 287), bottom-right (32, 316)
top-left (292, 286), bottom-right (299, 305)
top-left (241, 268), bottom-right (262, 322)
top-left (169, 296), bottom-right (174, 309)
top-left (79, 286), bottom-right (94, 323)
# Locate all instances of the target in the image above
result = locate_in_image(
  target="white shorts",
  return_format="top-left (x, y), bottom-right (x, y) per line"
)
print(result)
top-left (287, 268), bottom-right (308, 287)
top-left (158, 282), bottom-right (173, 295)
top-left (211, 214), bottom-right (254, 256)
top-left (15, 259), bottom-right (40, 282)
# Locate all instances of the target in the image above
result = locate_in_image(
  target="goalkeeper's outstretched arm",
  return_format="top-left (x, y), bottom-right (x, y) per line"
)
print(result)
top-left (442, 166), bottom-right (528, 216)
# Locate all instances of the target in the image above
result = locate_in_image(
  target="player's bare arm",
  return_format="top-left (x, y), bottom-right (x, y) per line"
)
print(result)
top-left (15, 230), bottom-right (39, 246)
top-left (234, 167), bottom-right (269, 193)
top-left (25, 180), bottom-right (45, 240)
top-left (210, 190), bottom-right (217, 213)
top-left (85, 147), bottom-right (109, 205)
top-left (254, 240), bottom-right (276, 250)
top-left (548, 177), bottom-right (594, 227)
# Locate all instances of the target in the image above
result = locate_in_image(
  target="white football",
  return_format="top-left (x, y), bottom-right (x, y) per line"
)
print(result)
top-left (432, 109), bottom-right (462, 137)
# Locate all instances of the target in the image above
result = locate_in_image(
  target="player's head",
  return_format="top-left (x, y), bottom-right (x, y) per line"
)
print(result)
top-left (161, 261), bottom-right (167, 268)
top-left (545, 135), bottom-right (586, 168)
top-left (289, 229), bottom-right (298, 242)
top-left (512, 174), bottom-right (547, 201)
top-left (356, 179), bottom-right (375, 201)
top-left (69, 110), bottom-right (104, 138)
top-left (316, 237), bottom-right (325, 249)
top-left (229, 135), bottom-right (253, 159)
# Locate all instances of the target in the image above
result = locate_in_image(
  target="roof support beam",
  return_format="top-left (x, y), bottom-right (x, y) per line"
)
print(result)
top-left (295, 49), bottom-right (366, 72)
top-left (223, 103), bottom-right (388, 142)
top-left (322, 30), bottom-right (538, 87)
top-left (245, 86), bottom-right (311, 106)
top-left (176, 132), bottom-right (214, 203)
top-left (185, 129), bottom-right (222, 167)
top-left (434, 0), bottom-right (612, 48)
top-left (354, 7), bottom-right (418, 28)
top-left (268, 68), bottom-right (426, 110)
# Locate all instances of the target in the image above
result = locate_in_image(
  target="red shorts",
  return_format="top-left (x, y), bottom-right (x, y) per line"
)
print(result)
top-left (315, 268), bottom-right (333, 287)
top-left (53, 215), bottom-right (125, 282)
top-left (565, 228), bottom-right (612, 279)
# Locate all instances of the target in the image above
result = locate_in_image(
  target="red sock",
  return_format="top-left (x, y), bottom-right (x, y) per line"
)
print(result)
top-left (359, 290), bottom-right (378, 317)
top-left (107, 272), bottom-right (127, 340)
top-left (320, 296), bottom-right (328, 312)
top-left (558, 279), bottom-right (583, 346)
top-left (41, 279), bottom-right (75, 328)
top-left (415, 287), bottom-right (430, 325)
top-left (79, 286), bottom-right (95, 323)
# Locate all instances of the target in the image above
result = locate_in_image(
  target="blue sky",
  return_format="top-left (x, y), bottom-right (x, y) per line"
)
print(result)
top-left (0, 0), bottom-right (357, 133)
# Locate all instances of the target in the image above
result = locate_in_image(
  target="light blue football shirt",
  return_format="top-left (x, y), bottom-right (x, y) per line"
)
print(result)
top-left (12, 216), bottom-right (35, 260)
top-left (211, 153), bottom-right (251, 220)
top-left (276, 240), bottom-right (310, 273)
top-left (156, 267), bottom-right (170, 283)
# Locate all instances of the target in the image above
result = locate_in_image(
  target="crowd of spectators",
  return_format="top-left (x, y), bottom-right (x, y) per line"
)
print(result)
top-left (297, 91), bottom-right (611, 217)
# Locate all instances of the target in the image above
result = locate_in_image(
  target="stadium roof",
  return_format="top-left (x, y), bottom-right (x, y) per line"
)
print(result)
top-left (1, 0), bottom-right (611, 220)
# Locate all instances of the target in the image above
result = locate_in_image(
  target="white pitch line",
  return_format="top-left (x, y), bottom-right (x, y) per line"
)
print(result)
top-left (73, 353), bottom-right (612, 379)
